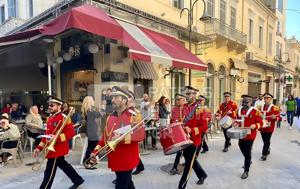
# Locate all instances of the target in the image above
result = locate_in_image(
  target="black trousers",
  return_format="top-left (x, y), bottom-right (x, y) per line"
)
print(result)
top-left (200, 133), bottom-right (209, 151)
top-left (173, 150), bottom-right (183, 169)
top-left (238, 140), bottom-right (254, 172)
top-left (27, 130), bottom-right (42, 147)
top-left (40, 156), bottom-right (83, 189)
top-left (222, 127), bottom-right (231, 148)
top-left (261, 132), bottom-right (272, 156)
top-left (178, 145), bottom-right (207, 189)
top-left (83, 140), bottom-right (98, 162)
top-left (135, 158), bottom-right (144, 171)
top-left (115, 170), bottom-right (135, 189)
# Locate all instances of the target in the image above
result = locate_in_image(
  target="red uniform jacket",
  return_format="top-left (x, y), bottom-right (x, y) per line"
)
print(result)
top-left (236, 107), bottom-right (263, 140)
top-left (92, 108), bottom-right (143, 172)
top-left (184, 102), bottom-right (208, 147)
top-left (36, 112), bottom-right (75, 159)
top-left (259, 104), bottom-right (280, 133)
top-left (217, 100), bottom-right (238, 119)
top-left (170, 105), bottom-right (187, 123)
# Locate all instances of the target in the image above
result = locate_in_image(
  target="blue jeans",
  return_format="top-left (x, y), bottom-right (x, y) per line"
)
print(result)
top-left (287, 111), bottom-right (295, 126)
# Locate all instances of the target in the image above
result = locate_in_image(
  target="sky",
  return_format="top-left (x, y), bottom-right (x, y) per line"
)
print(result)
top-left (286, 0), bottom-right (300, 40)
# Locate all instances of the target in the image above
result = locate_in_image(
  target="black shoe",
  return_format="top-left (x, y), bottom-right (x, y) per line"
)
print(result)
top-left (241, 171), bottom-right (249, 179)
top-left (200, 150), bottom-right (208, 154)
top-left (69, 179), bottom-right (84, 189)
top-left (132, 168), bottom-right (144, 175)
top-left (112, 179), bottom-right (116, 184)
top-left (196, 175), bottom-right (207, 185)
top-left (85, 166), bottom-right (97, 170)
top-left (169, 168), bottom-right (180, 175)
top-left (261, 155), bottom-right (267, 161)
top-left (222, 147), bottom-right (228, 152)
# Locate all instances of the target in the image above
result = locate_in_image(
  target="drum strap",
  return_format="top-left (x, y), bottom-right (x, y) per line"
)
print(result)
top-left (261, 104), bottom-right (273, 120)
top-left (183, 102), bottom-right (200, 124)
top-left (238, 107), bottom-right (254, 118)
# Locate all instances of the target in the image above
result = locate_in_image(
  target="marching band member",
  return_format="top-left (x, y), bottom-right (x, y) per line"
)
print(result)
top-left (198, 95), bottom-right (209, 154)
top-left (259, 93), bottom-right (280, 161)
top-left (33, 96), bottom-right (84, 189)
top-left (254, 94), bottom-right (265, 110)
top-left (178, 86), bottom-right (208, 189)
top-left (216, 92), bottom-right (237, 152)
top-left (233, 95), bottom-right (263, 179)
top-left (127, 90), bottom-right (145, 175)
top-left (91, 87), bottom-right (144, 189)
top-left (169, 93), bottom-right (187, 175)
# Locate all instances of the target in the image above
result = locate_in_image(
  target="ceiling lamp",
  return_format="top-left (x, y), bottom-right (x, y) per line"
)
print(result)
top-left (88, 43), bottom-right (99, 54)
top-left (56, 57), bottom-right (63, 64)
top-left (63, 52), bottom-right (72, 61)
top-left (38, 62), bottom-right (45, 68)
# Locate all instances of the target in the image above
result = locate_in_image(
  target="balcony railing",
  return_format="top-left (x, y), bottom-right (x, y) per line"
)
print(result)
top-left (204, 18), bottom-right (247, 46)
top-left (0, 17), bottom-right (26, 36)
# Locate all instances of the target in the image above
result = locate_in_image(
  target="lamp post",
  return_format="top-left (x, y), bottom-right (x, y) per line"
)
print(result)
top-left (180, 0), bottom-right (211, 86)
top-left (274, 51), bottom-right (290, 104)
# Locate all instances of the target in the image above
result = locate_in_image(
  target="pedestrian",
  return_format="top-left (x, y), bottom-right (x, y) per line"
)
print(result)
top-left (233, 95), bottom-right (263, 179)
top-left (33, 96), bottom-right (84, 189)
top-left (158, 96), bottom-right (170, 128)
top-left (215, 92), bottom-right (238, 152)
top-left (295, 96), bottom-right (300, 118)
top-left (258, 93), bottom-right (280, 161)
top-left (81, 96), bottom-right (103, 170)
top-left (286, 95), bottom-right (297, 129)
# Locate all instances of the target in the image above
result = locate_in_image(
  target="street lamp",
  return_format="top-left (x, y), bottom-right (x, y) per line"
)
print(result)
top-left (180, 0), bottom-right (211, 86)
top-left (274, 51), bottom-right (290, 104)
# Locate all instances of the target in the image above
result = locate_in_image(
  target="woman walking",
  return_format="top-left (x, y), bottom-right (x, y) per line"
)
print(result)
top-left (81, 96), bottom-right (103, 169)
top-left (285, 95), bottom-right (297, 130)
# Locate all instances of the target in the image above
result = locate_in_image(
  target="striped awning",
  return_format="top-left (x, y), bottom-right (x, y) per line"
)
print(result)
top-left (133, 60), bottom-right (158, 80)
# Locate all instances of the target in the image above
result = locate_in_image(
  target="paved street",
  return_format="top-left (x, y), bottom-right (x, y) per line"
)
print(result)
top-left (1, 122), bottom-right (300, 189)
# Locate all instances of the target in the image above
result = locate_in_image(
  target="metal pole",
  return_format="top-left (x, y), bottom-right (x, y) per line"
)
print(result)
top-left (188, 0), bottom-right (192, 86)
top-left (48, 64), bottom-right (52, 96)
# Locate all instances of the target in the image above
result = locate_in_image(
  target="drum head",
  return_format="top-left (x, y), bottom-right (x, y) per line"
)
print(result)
top-left (164, 140), bottom-right (193, 155)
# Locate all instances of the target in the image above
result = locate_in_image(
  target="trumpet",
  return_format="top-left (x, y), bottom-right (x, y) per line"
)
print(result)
top-left (84, 112), bottom-right (155, 169)
top-left (32, 109), bottom-right (73, 171)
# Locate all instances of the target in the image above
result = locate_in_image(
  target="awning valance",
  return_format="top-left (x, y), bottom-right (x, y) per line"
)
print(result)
top-left (229, 58), bottom-right (248, 70)
top-left (118, 20), bottom-right (207, 71)
top-left (133, 60), bottom-right (158, 80)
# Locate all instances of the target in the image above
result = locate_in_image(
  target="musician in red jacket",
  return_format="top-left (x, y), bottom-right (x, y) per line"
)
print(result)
top-left (33, 96), bottom-right (84, 189)
top-left (198, 95), bottom-right (209, 154)
top-left (259, 93), bottom-right (280, 161)
top-left (234, 95), bottom-right (263, 179)
top-left (216, 92), bottom-right (238, 152)
top-left (91, 87), bottom-right (144, 189)
top-left (178, 86), bottom-right (208, 189)
top-left (169, 93), bottom-right (187, 175)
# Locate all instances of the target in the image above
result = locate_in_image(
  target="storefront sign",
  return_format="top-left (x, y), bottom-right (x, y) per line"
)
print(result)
top-left (101, 71), bottom-right (129, 82)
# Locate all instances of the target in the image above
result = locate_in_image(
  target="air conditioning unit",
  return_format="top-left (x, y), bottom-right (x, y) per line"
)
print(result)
top-left (246, 52), bottom-right (254, 61)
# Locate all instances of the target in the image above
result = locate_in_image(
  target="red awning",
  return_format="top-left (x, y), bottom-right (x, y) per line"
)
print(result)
top-left (0, 5), bottom-right (206, 71)
top-left (117, 20), bottom-right (207, 71)
top-left (0, 5), bottom-right (123, 46)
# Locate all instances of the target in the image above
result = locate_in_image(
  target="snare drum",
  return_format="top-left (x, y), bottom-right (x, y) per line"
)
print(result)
top-left (159, 122), bottom-right (193, 155)
top-left (219, 116), bottom-right (233, 129)
top-left (227, 127), bottom-right (250, 139)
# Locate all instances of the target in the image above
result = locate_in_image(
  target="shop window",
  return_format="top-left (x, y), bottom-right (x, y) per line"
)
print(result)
top-left (172, 0), bottom-right (184, 9)
top-left (0, 5), bottom-right (5, 23)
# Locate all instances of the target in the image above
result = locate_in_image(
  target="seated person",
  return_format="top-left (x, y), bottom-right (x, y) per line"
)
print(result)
top-left (10, 103), bottom-right (22, 120)
top-left (25, 105), bottom-right (44, 147)
top-left (0, 113), bottom-right (21, 164)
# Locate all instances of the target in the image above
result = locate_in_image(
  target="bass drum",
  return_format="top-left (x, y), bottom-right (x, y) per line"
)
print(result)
top-left (159, 122), bottom-right (193, 155)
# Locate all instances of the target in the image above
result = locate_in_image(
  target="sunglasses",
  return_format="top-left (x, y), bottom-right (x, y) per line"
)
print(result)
top-left (48, 104), bottom-right (55, 107)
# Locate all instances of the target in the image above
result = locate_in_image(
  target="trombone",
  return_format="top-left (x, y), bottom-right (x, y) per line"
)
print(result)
top-left (32, 109), bottom-right (73, 171)
top-left (84, 112), bottom-right (155, 168)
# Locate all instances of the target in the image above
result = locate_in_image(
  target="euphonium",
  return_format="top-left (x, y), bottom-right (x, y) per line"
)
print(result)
top-left (32, 108), bottom-right (73, 171)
